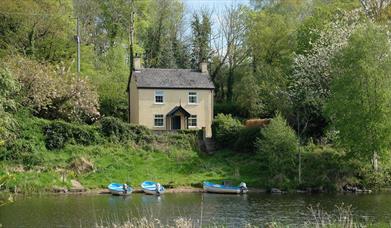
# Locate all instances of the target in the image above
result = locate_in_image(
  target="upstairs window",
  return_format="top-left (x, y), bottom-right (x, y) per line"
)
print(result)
top-left (188, 92), bottom-right (198, 104)
top-left (154, 114), bottom-right (164, 127)
top-left (188, 115), bottom-right (197, 127)
top-left (155, 91), bottom-right (164, 104)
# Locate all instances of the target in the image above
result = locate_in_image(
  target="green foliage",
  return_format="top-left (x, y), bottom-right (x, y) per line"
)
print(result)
top-left (6, 56), bottom-right (100, 123)
top-left (296, 0), bottom-right (359, 54)
top-left (234, 127), bottom-right (263, 153)
top-left (214, 102), bottom-right (243, 118)
top-left (246, 8), bottom-right (295, 116)
top-left (191, 10), bottom-right (211, 68)
top-left (0, 64), bottom-right (20, 145)
top-left (326, 23), bottom-right (391, 162)
top-left (100, 116), bottom-right (154, 144)
top-left (143, 0), bottom-right (187, 68)
top-left (0, 0), bottom-right (74, 62)
top-left (212, 114), bottom-right (244, 148)
top-left (234, 73), bottom-right (263, 118)
top-left (0, 113), bottom-right (47, 167)
top-left (43, 121), bottom-right (101, 150)
top-left (256, 113), bottom-right (298, 189)
top-left (301, 144), bottom-right (347, 191)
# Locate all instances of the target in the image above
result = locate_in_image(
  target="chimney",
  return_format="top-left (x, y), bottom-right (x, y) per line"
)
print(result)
top-left (199, 61), bottom-right (208, 74)
top-left (133, 53), bottom-right (141, 71)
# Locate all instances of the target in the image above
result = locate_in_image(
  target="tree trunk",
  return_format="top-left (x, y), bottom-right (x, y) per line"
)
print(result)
top-left (226, 68), bottom-right (234, 102)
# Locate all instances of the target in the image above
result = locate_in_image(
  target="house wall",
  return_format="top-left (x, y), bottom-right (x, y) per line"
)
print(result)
top-left (137, 88), bottom-right (214, 137)
top-left (128, 76), bottom-right (139, 124)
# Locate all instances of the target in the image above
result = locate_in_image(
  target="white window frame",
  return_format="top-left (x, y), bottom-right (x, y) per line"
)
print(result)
top-left (188, 115), bottom-right (197, 128)
top-left (154, 114), bottom-right (164, 127)
top-left (154, 91), bottom-right (164, 104)
top-left (188, 92), bottom-right (198, 104)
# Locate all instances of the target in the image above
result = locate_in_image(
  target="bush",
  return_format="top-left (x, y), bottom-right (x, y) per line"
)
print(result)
top-left (214, 102), bottom-right (244, 118)
top-left (6, 56), bottom-right (100, 123)
top-left (212, 114), bottom-right (244, 148)
top-left (0, 64), bottom-right (20, 146)
top-left (99, 97), bottom-right (128, 122)
top-left (234, 127), bottom-right (263, 153)
top-left (0, 114), bottom-right (48, 167)
top-left (256, 113), bottom-right (298, 189)
top-left (1, 139), bottom-right (43, 167)
top-left (301, 144), bottom-right (347, 191)
top-left (43, 121), bottom-right (101, 150)
top-left (100, 117), bottom-right (154, 144)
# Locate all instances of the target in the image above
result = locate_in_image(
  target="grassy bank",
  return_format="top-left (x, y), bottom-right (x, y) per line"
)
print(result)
top-left (0, 114), bottom-right (260, 193)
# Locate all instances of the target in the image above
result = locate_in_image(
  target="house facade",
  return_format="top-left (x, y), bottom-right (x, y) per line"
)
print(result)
top-left (127, 57), bottom-right (214, 137)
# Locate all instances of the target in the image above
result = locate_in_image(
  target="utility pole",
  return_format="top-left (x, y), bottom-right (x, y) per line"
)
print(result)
top-left (129, 0), bottom-right (135, 72)
top-left (128, 0), bottom-right (135, 123)
top-left (77, 17), bottom-right (81, 75)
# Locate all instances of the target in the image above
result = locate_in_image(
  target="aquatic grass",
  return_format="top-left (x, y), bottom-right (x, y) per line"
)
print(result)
top-left (95, 203), bottom-right (390, 228)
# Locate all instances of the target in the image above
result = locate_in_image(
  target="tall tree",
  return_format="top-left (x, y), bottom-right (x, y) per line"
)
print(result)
top-left (326, 24), bottom-right (391, 170)
top-left (191, 10), bottom-right (212, 69)
top-left (142, 0), bottom-right (186, 68)
top-left (245, 7), bottom-right (296, 116)
top-left (0, 0), bottom-right (74, 62)
top-left (289, 10), bottom-right (361, 139)
top-left (211, 5), bottom-right (248, 102)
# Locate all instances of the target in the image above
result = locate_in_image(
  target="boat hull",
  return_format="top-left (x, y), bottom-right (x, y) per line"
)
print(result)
top-left (108, 183), bottom-right (133, 196)
top-left (143, 189), bottom-right (163, 195)
top-left (141, 181), bottom-right (165, 195)
top-left (109, 189), bottom-right (132, 196)
top-left (203, 182), bottom-right (248, 194)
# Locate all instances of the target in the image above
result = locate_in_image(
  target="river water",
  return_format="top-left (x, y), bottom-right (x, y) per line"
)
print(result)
top-left (1, 192), bottom-right (391, 227)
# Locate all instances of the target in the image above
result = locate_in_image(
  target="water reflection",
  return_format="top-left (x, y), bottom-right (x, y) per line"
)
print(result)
top-left (141, 194), bottom-right (162, 205)
top-left (0, 192), bottom-right (390, 227)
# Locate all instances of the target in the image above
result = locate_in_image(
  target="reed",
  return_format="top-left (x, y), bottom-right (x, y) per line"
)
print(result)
top-left (95, 203), bottom-right (386, 228)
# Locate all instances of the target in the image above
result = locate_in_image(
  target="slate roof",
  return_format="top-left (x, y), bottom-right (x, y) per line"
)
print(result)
top-left (133, 68), bottom-right (214, 89)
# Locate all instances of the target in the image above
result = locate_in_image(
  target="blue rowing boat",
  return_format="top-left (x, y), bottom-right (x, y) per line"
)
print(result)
top-left (203, 181), bottom-right (248, 194)
top-left (108, 183), bottom-right (133, 195)
top-left (141, 181), bottom-right (165, 195)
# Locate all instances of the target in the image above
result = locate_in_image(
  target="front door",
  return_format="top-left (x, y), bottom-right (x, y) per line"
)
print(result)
top-left (172, 116), bottom-right (181, 130)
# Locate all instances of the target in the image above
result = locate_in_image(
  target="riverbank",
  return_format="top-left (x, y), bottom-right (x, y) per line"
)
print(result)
top-left (0, 115), bottom-right (386, 195)
top-left (0, 115), bottom-right (263, 193)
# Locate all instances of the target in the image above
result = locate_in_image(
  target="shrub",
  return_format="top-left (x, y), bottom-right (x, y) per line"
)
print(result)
top-left (165, 132), bottom-right (197, 151)
top-left (1, 139), bottom-right (43, 167)
top-left (100, 117), bottom-right (154, 144)
top-left (6, 56), bottom-right (100, 123)
top-left (255, 113), bottom-right (298, 189)
top-left (212, 114), bottom-right (244, 148)
top-left (301, 144), bottom-right (347, 191)
top-left (43, 121), bottom-right (101, 150)
top-left (214, 102), bottom-right (244, 118)
top-left (234, 127), bottom-right (263, 153)
top-left (0, 64), bottom-right (20, 146)
top-left (99, 97), bottom-right (128, 122)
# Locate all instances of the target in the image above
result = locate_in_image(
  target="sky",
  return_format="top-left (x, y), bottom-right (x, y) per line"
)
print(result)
top-left (182, 0), bottom-right (250, 36)
top-left (183, 0), bottom-right (250, 13)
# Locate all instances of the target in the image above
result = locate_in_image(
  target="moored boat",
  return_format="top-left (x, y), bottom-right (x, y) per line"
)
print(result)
top-left (108, 183), bottom-right (133, 195)
top-left (203, 181), bottom-right (248, 194)
top-left (141, 181), bottom-right (165, 195)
